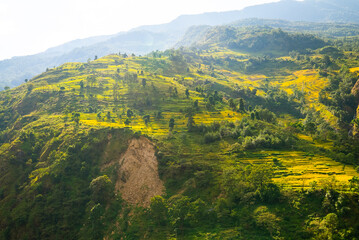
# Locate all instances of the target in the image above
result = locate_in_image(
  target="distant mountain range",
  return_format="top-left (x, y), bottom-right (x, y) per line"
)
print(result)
top-left (2, 0), bottom-right (359, 89)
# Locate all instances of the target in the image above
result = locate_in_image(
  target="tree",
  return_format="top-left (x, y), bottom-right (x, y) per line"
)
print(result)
top-left (89, 175), bottom-right (113, 204)
top-left (4, 86), bottom-right (10, 91)
top-left (25, 79), bottom-right (28, 83)
top-left (72, 112), bottom-right (80, 125)
top-left (174, 87), bottom-right (178, 97)
top-left (185, 89), bottom-right (190, 98)
top-left (142, 78), bottom-right (147, 87)
top-left (106, 112), bottom-right (111, 121)
top-left (304, 121), bottom-right (316, 137)
top-left (124, 118), bottom-right (131, 125)
top-left (97, 112), bottom-right (102, 120)
top-left (187, 115), bottom-right (195, 132)
top-left (82, 203), bottom-right (105, 240)
top-left (94, 55), bottom-right (98, 60)
top-left (239, 98), bottom-right (245, 112)
top-left (248, 164), bottom-right (274, 189)
top-left (319, 213), bottom-right (338, 240)
top-left (251, 112), bottom-right (255, 120)
top-left (150, 196), bottom-right (168, 226)
top-left (127, 109), bottom-right (134, 118)
top-left (208, 96), bottom-right (215, 105)
top-left (156, 111), bottom-right (163, 119)
top-left (228, 98), bottom-right (236, 110)
top-left (168, 196), bottom-right (192, 233)
top-left (255, 111), bottom-right (260, 120)
top-left (143, 115), bottom-right (150, 126)
top-left (254, 206), bottom-right (281, 237)
top-left (169, 118), bottom-right (175, 131)
top-left (27, 84), bottom-right (34, 92)
top-left (193, 100), bottom-right (199, 109)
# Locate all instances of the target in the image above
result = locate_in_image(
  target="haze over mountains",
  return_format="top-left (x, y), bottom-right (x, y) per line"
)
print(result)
top-left (1, 0), bottom-right (359, 89)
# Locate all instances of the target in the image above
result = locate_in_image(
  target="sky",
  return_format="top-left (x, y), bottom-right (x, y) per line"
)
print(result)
top-left (0, 0), bottom-right (279, 61)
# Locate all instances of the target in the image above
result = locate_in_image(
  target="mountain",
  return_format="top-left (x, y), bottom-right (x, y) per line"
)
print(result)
top-left (2, 0), bottom-right (359, 90)
top-left (237, 0), bottom-right (359, 23)
top-left (178, 25), bottom-right (327, 56)
top-left (1, 27), bottom-right (359, 239)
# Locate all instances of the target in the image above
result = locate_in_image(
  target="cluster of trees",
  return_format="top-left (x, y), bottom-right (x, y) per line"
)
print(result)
top-left (186, 111), bottom-right (295, 150)
top-left (319, 66), bottom-right (358, 126)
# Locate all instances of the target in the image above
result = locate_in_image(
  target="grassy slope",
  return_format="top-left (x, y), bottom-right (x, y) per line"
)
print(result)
top-left (1, 43), bottom-right (359, 239)
top-left (1, 47), bottom-right (357, 189)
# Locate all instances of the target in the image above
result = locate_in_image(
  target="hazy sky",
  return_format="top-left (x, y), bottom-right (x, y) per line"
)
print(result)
top-left (0, 0), bottom-right (279, 60)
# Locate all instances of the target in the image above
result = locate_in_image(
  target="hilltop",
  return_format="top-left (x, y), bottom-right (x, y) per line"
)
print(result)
top-left (1, 27), bottom-right (359, 239)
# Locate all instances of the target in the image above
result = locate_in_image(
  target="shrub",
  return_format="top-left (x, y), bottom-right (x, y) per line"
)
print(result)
top-left (204, 132), bottom-right (221, 143)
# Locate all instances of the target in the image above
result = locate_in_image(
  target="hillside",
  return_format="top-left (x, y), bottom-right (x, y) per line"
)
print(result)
top-left (1, 28), bottom-right (359, 239)
top-left (180, 26), bottom-right (327, 56)
top-left (3, 0), bottom-right (359, 90)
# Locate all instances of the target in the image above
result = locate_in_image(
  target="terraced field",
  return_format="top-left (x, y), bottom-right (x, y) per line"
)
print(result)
top-left (233, 150), bottom-right (359, 189)
top-left (18, 47), bottom-right (357, 190)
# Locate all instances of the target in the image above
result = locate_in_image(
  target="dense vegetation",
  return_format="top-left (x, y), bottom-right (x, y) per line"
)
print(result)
top-left (0, 26), bottom-right (359, 239)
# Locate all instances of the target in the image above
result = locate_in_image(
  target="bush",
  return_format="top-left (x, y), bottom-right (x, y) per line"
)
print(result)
top-left (204, 132), bottom-right (221, 144)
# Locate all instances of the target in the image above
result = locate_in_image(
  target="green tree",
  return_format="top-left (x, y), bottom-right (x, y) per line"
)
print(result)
top-left (150, 196), bottom-right (168, 226)
top-left (143, 115), bottom-right (150, 126)
top-left (168, 196), bottom-right (191, 233)
top-left (239, 98), bottom-right (245, 112)
top-left (97, 112), bottom-right (102, 120)
top-left (124, 118), bottom-right (131, 125)
top-left (169, 118), bottom-right (175, 131)
top-left (320, 213), bottom-right (338, 240)
top-left (187, 115), bottom-right (195, 132)
top-left (228, 98), bottom-right (236, 110)
top-left (250, 112), bottom-right (255, 120)
top-left (81, 203), bottom-right (105, 240)
top-left (127, 109), bottom-right (134, 118)
top-left (89, 175), bottom-right (113, 204)
top-left (142, 78), bottom-right (147, 87)
top-left (193, 100), bottom-right (199, 109)
top-left (254, 206), bottom-right (281, 237)
top-left (185, 89), bottom-right (190, 98)
top-left (155, 111), bottom-right (163, 120)
top-left (27, 84), bottom-right (34, 92)
top-left (72, 112), bottom-right (80, 125)
top-left (248, 164), bottom-right (274, 189)
top-left (304, 121), bottom-right (316, 137)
